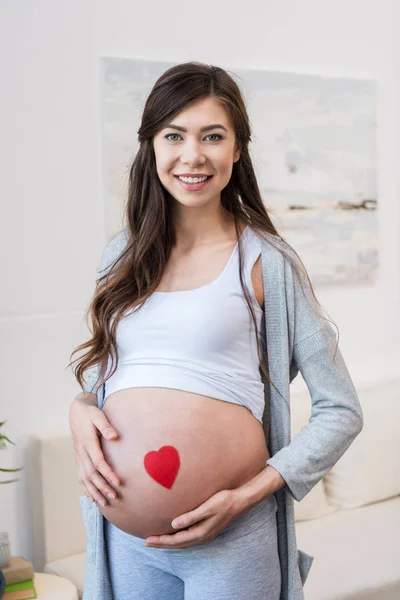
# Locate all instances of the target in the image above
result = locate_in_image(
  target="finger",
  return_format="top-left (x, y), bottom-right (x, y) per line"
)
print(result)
top-left (146, 541), bottom-right (193, 549)
top-left (88, 407), bottom-right (119, 440)
top-left (91, 470), bottom-right (118, 502)
top-left (83, 489), bottom-right (95, 503)
top-left (80, 448), bottom-right (118, 503)
top-left (146, 525), bottom-right (203, 548)
top-left (171, 510), bottom-right (207, 529)
top-left (80, 470), bottom-right (108, 506)
top-left (86, 438), bottom-right (121, 487)
top-left (146, 537), bottom-right (197, 549)
top-left (84, 480), bottom-right (108, 507)
top-left (171, 514), bottom-right (189, 529)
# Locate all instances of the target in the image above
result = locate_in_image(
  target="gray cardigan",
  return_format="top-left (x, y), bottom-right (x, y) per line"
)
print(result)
top-left (79, 228), bottom-right (363, 600)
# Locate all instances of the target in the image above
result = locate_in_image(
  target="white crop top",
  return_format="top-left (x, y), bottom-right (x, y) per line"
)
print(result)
top-left (103, 225), bottom-right (265, 423)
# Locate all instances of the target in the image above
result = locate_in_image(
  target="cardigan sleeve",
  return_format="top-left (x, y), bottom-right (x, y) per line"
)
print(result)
top-left (267, 324), bottom-right (363, 502)
top-left (266, 252), bottom-right (364, 502)
top-left (81, 230), bottom-right (128, 395)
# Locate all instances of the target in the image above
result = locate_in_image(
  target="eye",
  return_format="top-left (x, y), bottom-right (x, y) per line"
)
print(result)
top-left (205, 133), bottom-right (223, 142)
top-left (164, 133), bottom-right (224, 142)
top-left (164, 133), bottom-right (181, 141)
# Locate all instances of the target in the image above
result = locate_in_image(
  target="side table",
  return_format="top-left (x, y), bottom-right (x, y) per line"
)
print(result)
top-left (32, 572), bottom-right (78, 599)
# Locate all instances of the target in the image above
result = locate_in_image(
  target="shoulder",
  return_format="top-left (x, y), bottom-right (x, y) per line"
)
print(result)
top-left (251, 227), bottom-right (286, 255)
top-left (251, 228), bottom-right (301, 277)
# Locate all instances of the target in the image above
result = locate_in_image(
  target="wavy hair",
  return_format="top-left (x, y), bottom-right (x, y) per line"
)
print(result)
top-left (68, 61), bottom-right (338, 398)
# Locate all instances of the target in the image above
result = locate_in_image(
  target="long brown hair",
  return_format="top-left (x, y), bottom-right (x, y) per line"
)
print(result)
top-left (68, 61), bottom-right (338, 397)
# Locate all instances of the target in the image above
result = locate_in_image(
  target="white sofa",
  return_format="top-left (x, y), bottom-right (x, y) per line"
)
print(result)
top-left (30, 375), bottom-right (400, 599)
top-left (291, 374), bottom-right (400, 600)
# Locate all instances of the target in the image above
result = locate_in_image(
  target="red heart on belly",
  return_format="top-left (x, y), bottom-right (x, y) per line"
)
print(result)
top-left (144, 445), bottom-right (180, 489)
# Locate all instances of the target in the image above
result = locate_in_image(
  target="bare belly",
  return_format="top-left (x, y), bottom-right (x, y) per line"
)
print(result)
top-left (97, 387), bottom-right (270, 539)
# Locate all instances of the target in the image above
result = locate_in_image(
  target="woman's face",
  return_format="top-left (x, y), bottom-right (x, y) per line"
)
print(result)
top-left (153, 97), bottom-right (240, 209)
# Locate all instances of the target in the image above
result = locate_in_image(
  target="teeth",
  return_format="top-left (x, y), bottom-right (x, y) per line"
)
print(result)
top-left (178, 176), bottom-right (208, 183)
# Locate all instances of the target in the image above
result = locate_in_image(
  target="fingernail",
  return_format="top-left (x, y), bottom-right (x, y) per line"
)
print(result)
top-left (107, 493), bottom-right (115, 501)
top-left (97, 499), bottom-right (106, 507)
top-left (105, 431), bottom-right (116, 438)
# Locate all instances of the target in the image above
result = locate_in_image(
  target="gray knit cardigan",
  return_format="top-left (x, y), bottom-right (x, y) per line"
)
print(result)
top-left (78, 228), bottom-right (363, 600)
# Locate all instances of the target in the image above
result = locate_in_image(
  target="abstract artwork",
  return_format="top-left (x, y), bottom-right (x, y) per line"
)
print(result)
top-left (100, 57), bottom-right (377, 285)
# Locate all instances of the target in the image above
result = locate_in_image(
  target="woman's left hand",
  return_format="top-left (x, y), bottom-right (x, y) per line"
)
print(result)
top-left (144, 488), bottom-right (246, 549)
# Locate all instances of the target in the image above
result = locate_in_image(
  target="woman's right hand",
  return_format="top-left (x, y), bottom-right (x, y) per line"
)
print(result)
top-left (69, 395), bottom-right (120, 507)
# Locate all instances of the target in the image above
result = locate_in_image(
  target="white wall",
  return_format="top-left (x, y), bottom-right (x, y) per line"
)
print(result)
top-left (1, 0), bottom-right (399, 564)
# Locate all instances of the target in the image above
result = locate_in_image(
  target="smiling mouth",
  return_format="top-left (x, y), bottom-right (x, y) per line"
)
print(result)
top-left (174, 174), bottom-right (214, 191)
top-left (174, 175), bottom-right (213, 180)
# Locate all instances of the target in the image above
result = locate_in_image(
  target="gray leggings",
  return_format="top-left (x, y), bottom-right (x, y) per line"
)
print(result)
top-left (104, 493), bottom-right (281, 600)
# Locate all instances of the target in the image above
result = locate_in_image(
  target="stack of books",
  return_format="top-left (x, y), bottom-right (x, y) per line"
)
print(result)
top-left (1, 556), bottom-right (36, 599)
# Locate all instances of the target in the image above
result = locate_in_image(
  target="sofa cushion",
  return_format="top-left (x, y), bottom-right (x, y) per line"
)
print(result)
top-left (294, 479), bottom-right (338, 522)
top-left (38, 435), bottom-right (87, 562)
top-left (45, 553), bottom-right (86, 600)
top-left (295, 495), bottom-right (400, 600)
top-left (324, 376), bottom-right (400, 508)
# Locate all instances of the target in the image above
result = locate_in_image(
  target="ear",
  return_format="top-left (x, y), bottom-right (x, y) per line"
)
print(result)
top-left (233, 148), bottom-right (241, 162)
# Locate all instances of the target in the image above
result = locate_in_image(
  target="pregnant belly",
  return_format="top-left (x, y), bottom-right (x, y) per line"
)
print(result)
top-left (97, 387), bottom-right (270, 539)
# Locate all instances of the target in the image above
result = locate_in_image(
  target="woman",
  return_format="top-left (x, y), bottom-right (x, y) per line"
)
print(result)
top-left (68, 62), bottom-right (363, 600)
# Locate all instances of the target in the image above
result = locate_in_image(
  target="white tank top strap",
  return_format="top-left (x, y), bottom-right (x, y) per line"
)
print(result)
top-left (242, 225), bottom-right (262, 273)
top-left (221, 225), bottom-right (262, 285)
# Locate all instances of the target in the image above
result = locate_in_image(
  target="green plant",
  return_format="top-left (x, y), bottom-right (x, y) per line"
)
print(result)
top-left (0, 420), bottom-right (23, 484)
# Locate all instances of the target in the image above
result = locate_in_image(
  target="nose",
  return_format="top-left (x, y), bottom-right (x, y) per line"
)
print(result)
top-left (181, 140), bottom-right (206, 167)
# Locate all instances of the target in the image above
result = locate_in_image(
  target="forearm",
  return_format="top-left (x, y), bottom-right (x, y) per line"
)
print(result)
top-left (234, 465), bottom-right (286, 513)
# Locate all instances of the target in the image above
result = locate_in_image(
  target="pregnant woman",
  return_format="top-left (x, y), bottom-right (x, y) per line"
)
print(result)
top-left (68, 62), bottom-right (363, 600)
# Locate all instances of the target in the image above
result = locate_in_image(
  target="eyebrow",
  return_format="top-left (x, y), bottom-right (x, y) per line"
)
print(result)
top-left (164, 123), bottom-right (228, 133)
